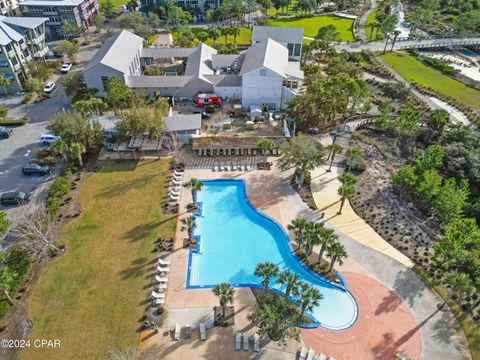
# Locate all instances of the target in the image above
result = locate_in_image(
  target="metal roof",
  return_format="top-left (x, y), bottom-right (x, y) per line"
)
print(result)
top-left (0, 16), bottom-right (48, 30)
top-left (0, 17), bottom-right (25, 45)
top-left (184, 43), bottom-right (216, 82)
top-left (166, 114), bottom-right (201, 132)
top-left (126, 75), bottom-right (193, 88)
top-left (211, 53), bottom-right (244, 69)
top-left (252, 26), bottom-right (304, 44)
top-left (240, 38), bottom-right (289, 77)
top-left (141, 47), bottom-right (195, 58)
top-left (204, 74), bottom-right (242, 87)
top-left (20, 0), bottom-right (84, 6)
top-left (84, 30), bottom-right (143, 74)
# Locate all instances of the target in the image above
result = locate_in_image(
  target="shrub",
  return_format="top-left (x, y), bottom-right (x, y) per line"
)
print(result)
top-left (81, 40), bottom-right (91, 46)
top-left (46, 175), bottom-right (71, 214)
top-left (22, 92), bottom-right (34, 104)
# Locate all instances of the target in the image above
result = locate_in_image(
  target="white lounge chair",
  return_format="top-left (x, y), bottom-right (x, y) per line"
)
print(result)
top-left (235, 333), bottom-right (241, 350)
top-left (169, 194), bottom-right (179, 201)
top-left (173, 323), bottom-right (180, 341)
top-left (185, 324), bottom-right (191, 339)
top-left (152, 298), bottom-right (165, 306)
top-left (314, 354), bottom-right (327, 360)
top-left (253, 334), bottom-right (260, 352)
top-left (328, 357), bottom-right (335, 360)
top-left (299, 347), bottom-right (308, 360)
top-left (155, 275), bottom-right (169, 283)
top-left (174, 169), bottom-right (183, 176)
top-left (171, 178), bottom-right (182, 185)
top-left (158, 258), bottom-right (171, 266)
top-left (170, 187), bottom-right (180, 194)
top-left (232, 165), bottom-right (237, 171)
top-left (243, 332), bottom-right (249, 351)
top-left (172, 174), bottom-right (182, 181)
top-left (157, 265), bottom-right (170, 272)
top-left (246, 165), bottom-right (252, 171)
top-left (306, 348), bottom-right (316, 360)
top-left (199, 323), bottom-right (206, 341)
top-left (151, 290), bottom-right (165, 298)
top-left (226, 165), bottom-right (231, 171)
top-left (213, 165), bottom-right (219, 171)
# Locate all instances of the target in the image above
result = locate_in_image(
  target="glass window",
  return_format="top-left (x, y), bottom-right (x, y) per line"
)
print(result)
top-left (287, 43), bottom-right (294, 56)
top-left (101, 76), bottom-right (109, 91)
top-left (294, 43), bottom-right (301, 57)
top-left (259, 69), bottom-right (267, 77)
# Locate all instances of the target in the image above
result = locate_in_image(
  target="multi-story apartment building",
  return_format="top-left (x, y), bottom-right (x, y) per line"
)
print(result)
top-left (19, 0), bottom-right (99, 38)
top-left (0, 0), bottom-right (19, 16)
top-left (0, 15), bottom-right (49, 93)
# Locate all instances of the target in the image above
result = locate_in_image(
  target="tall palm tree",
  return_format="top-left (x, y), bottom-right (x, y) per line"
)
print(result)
top-left (197, 31), bottom-right (209, 43)
top-left (337, 172), bottom-right (357, 215)
top-left (0, 74), bottom-right (11, 95)
top-left (303, 222), bottom-right (322, 257)
top-left (231, 26), bottom-right (240, 44)
top-left (287, 218), bottom-right (310, 253)
top-left (254, 261), bottom-right (280, 294)
top-left (70, 142), bottom-right (86, 167)
top-left (298, 284), bottom-right (323, 315)
top-left (326, 144), bottom-right (343, 172)
top-left (212, 282), bottom-right (235, 318)
top-left (220, 26), bottom-right (230, 44)
top-left (390, 30), bottom-right (401, 52)
top-left (317, 226), bottom-right (337, 263)
top-left (51, 139), bottom-right (69, 163)
top-left (181, 216), bottom-right (196, 240)
top-left (183, 178), bottom-right (204, 207)
top-left (208, 27), bottom-right (220, 46)
top-left (326, 241), bottom-right (348, 273)
top-left (302, 43), bottom-right (312, 66)
top-left (276, 269), bottom-right (300, 298)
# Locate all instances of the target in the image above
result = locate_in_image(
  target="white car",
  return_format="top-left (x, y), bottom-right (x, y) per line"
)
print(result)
top-left (39, 134), bottom-right (59, 145)
top-left (60, 63), bottom-right (72, 73)
top-left (43, 82), bottom-right (55, 93)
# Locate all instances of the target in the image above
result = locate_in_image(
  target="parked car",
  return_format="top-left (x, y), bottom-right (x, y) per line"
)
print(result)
top-left (307, 128), bottom-right (320, 135)
top-left (0, 191), bottom-right (31, 206)
top-left (193, 110), bottom-right (211, 119)
top-left (60, 63), bottom-right (72, 73)
top-left (0, 126), bottom-right (12, 139)
top-left (39, 134), bottom-right (59, 145)
top-left (22, 163), bottom-right (50, 176)
top-left (44, 82), bottom-right (55, 93)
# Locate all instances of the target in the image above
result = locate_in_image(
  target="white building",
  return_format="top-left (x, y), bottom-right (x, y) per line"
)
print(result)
top-left (165, 114), bottom-right (201, 143)
top-left (84, 29), bottom-right (303, 110)
top-left (251, 26), bottom-right (304, 61)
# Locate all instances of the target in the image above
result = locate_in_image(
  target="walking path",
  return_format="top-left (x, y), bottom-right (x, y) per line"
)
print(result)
top-left (358, 0), bottom-right (376, 41)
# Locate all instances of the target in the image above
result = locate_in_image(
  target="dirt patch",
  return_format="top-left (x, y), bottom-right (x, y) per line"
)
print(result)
top-left (213, 306), bottom-right (235, 327)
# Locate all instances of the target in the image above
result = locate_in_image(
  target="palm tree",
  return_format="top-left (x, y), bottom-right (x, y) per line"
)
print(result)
top-left (231, 27), bottom-right (240, 44)
top-left (254, 261), bottom-right (280, 294)
top-left (51, 138), bottom-right (69, 163)
top-left (317, 226), bottom-right (337, 263)
top-left (441, 271), bottom-right (475, 309)
top-left (70, 142), bottom-right (86, 167)
top-left (337, 172), bottom-right (357, 215)
top-left (197, 31), bottom-right (209, 43)
top-left (326, 241), bottom-right (348, 273)
top-left (220, 26), bottom-right (230, 44)
top-left (0, 73), bottom-right (11, 95)
top-left (297, 284), bottom-right (323, 315)
top-left (276, 269), bottom-right (300, 298)
top-left (181, 216), bottom-right (196, 240)
top-left (208, 28), bottom-right (220, 46)
top-left (287, 218), bottom-right (310, 253)
top-left (302, 43), bottom-right (312, 66)
top-left (326, 144), bottom-right (343, 172)
top-left (390, 30), bottom-right (401, 52)
top-left (183, 178), bottom-right (204, 208)
top-left (212, 282), bottom-right (235, 318)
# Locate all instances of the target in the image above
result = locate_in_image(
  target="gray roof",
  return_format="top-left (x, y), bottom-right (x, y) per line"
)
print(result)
top-left (84, 30), bottom-right (143, 74)
top-left (211, 54), bottom-right (244, 69)
top-left (127, 75), bottom-right (193, 88)
top-left (252, 26), bottom-right (304, 44)
top-left (240, 38), bottom-right (289, 77)
top-left (141, 47), bottom-right (195, 58)
top-left (166, 114), bottom-right (201, 132)
top-left (20, 0), bottom-right (84, 6)
top-left (204, 74), bottom-right (242, 87)
top-left (184, 43), bottom-right (216, 82)
top-left (0, 16), bottom-right (48, 30)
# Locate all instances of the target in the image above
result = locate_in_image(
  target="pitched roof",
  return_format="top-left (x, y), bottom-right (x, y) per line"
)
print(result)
top-left (20, 0), bottom-right (84, 6)
top-left (239, 38), bottom-right (289, 77)
top-left (83, 30), bottom-right (143, 74)
top-left (0, 16), bottom-right (48, 30)
top-left (0, 16), bottom-right (27, 45)
top-left (126, 75), bottom-right (193, 88)
top-left (141, 47), bottom-right (195, 58)
top-left (204, 74), bottom-right (242, 87)
top-left (166, 114), bottom-right (201, 132)
top-left (211, 53), bottom-right (244, 69)
top-left (252, 26), bottom-right (304, 44)
top-left (184, 43), bottom-right (217, 82)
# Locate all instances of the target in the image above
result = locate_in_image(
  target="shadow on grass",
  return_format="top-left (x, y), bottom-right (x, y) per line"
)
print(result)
top-left (122, 216), bottom-right (178, 243)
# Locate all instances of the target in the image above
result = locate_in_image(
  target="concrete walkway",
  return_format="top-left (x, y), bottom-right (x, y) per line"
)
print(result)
top-left (358, 0), bottom-right (376, 41)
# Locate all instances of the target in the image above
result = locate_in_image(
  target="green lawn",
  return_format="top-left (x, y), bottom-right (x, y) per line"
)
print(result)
top-left (22, 160), bottom-right (177, 360)
top-left (99, 0), bottom-right (128, 6)
top-left (172, 27), bottom-right (252, 46)
top-left (267, 15), bottom-right (355, 42)
top-left (365, 9), bottom-right (380, 40)
top-left (381, 52), bottom-right (480, 109)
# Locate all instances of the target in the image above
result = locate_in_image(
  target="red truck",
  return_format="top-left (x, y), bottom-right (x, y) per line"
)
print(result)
top-left (196, 93), bottom-right (222, 107)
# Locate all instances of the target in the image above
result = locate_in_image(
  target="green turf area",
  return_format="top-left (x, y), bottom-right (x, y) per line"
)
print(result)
top-left (381, 52), bottom-right (480, 109)
top-left (22, 160), bottom-right (177, 360)
top-left (365, 9), bottom-right (380, 40)
top-left (99, 0), bottom-right (128, 7)
top-left (173, 27), bottom-right (252, 46)
top-left (267, 15), bottom-right (355, 42)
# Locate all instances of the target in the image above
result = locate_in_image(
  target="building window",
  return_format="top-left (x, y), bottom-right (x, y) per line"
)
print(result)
top-left (101, 76), bottom-right (109, 91)
top-left (11, 57), bottom-right (18, 66)
top-left (287, 43), bottom-right (294, 57)
top-left (5, 43), bottom-right (12, 52)
top-left (259, 69), bottom-right (267, 77)
top-left (294, 43), bottom-right (301, 57)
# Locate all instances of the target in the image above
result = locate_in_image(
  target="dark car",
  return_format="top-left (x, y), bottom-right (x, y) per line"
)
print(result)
top-left (0, 127), bottom-right (12, 139)
top-left (193, 110), bottom-right (211, 119)
top-left (307, 128), bottom-right (320, 135)
top-left (22, 163), bottom-right (50, 176)
top-left (0, 191), bottom-right (31, 206)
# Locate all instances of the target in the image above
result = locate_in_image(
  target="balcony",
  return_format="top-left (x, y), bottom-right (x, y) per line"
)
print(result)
top-left (43, 11), bottom-right (58, 15)
top-left (27, 33), bottom-right (45, 45)
top-left (34, 47), bottom-right (49, 58)
top-left (12, 62), bottom-right (20, 71)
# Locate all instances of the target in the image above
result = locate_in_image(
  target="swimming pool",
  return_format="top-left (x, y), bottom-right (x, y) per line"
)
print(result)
top-left (187, 179), bottom-right (358, 331)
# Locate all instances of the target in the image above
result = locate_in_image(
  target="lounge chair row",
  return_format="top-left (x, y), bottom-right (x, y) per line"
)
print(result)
top-left (298, 347), bottom-right (335, 360)
top-left (170, 168), bottom-right (184, 202)
top-left (151, 258), bottom-right (170, 306)
top-left (235, 333), bottom-right (260, 352)
top-left (172, 322), bottom-right (207, 341)
top-left (213, 164), bottom-right (254, 172)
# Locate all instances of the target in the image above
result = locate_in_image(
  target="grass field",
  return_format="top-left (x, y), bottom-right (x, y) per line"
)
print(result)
top-left (99, 0), bottom-right (128, 7)
top-left (267, 15), bottom-right (355, 42)
top-left (381, 52), bottom-right (480, 109)
top-left (22, 160), bottom-right (177, 360)
top-left (365, 9), bottom-right (379, 40)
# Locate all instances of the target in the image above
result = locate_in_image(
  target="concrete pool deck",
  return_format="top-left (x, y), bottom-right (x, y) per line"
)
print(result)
top-left (139, 161), bottom-right (469, 360)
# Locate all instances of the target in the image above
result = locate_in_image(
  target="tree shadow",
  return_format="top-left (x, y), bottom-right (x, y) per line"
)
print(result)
top-left (98, 173), bottom-right (159, 198)
top-left (374, 291), bottom-right (403, 315)
top-left (122, 216), bottom-right (178, 242)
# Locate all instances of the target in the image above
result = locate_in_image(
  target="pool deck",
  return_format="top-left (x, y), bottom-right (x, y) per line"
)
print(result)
top-left (139, 161), bottom-right (470, 360)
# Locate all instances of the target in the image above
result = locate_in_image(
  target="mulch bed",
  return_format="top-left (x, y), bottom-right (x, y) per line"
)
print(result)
top-left (213, 306), bottom-right (235, 327)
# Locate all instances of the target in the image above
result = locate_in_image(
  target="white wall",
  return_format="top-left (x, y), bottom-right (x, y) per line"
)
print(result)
top-left (241, 67), bottom-right (284, 110)
top-left (83, 63), bottom-right (126, 97)
top-left (214, 86), bottom-right (241, 100)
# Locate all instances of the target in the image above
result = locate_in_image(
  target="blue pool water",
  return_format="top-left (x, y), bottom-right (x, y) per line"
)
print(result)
top-left (187, 179), bottom-right (358, 330)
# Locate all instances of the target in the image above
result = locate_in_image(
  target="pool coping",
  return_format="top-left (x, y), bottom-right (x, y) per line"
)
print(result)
top-left (185, 178), bottom-right (359, 331)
